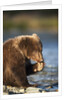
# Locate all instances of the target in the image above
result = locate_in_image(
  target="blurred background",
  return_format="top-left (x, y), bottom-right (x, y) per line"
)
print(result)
top-left (3, 9), bottom-right (58, 92)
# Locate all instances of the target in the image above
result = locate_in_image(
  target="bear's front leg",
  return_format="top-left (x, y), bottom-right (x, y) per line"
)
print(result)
top-left (11, 63), bottom-right (38, 88)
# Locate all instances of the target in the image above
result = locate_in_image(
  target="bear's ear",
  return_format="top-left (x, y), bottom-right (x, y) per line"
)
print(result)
top-left (32, 33), bottom-right (38, 37)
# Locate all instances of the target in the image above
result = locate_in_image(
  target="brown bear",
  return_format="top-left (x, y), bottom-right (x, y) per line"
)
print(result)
top-left (3, 34), bottom-right (44, 88)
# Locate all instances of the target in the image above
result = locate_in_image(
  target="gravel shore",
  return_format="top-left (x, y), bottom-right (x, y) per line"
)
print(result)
top-left (3, 85), bottom-right (46, 95)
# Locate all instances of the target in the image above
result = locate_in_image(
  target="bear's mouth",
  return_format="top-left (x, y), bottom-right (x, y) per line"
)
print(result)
top-left (31, 59), bottom-right (45, 64)
top-left (39, 60), bottom-right (45, 63)
top-left (35, 59), bottom-right (44, 63)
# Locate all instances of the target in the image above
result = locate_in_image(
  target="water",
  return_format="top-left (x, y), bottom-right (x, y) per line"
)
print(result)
top-left (3, 30), bottom-right (58, 92)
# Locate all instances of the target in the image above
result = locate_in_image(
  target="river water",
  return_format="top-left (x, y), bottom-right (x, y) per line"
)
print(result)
top-left (3, 30), bottom-right (58, 92)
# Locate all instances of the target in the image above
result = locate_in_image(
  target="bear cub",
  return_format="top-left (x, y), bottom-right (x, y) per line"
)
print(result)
top-left (3, 34), bottom-right (44, 88)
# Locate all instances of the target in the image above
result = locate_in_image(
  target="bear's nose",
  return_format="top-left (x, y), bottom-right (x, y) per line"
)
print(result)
top-left (40, 60), bottom-right (44, 63)
top-left (37, 60), bottom-right (44, 63)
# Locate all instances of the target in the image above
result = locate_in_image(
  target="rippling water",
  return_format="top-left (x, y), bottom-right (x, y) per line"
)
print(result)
top-left (3, 30), bottom-right (58, 92)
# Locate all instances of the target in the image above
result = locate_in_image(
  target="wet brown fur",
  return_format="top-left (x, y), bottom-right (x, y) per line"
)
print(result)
top-left (3, 34), bottom-right (44, 88)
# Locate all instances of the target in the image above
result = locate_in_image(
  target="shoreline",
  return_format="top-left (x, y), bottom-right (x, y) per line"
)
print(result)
top-left (3, 85), bottom-right (58, 95)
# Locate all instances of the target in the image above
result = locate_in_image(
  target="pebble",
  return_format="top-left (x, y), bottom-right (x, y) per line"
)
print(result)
top-left (56, 89), bottom-right (58, 92)
top-left (42, 91), bottom-right (46, 93)
top-left (19, 89), bottom-right (25, 93)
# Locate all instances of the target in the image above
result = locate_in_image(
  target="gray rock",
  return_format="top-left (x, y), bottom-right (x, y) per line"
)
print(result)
top-left (25, 87), bottom-right (45, 93)
top-left (3, 85), bottom-right (46, 94)
top-left (19, 88), bottom-right (25, 93)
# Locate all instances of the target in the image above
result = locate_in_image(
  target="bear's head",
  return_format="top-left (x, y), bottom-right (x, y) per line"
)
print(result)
top-left (26, 34), bottom-right (44, 63)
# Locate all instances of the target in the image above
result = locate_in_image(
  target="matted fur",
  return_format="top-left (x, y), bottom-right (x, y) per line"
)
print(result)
top-left (3, 34), bottom-right (44, 88)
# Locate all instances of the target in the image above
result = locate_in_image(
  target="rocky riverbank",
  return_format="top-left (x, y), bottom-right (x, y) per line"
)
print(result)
top-left (3, 85), bottom-right (46, 95)
top-left (3, 84), bottom-right (58, 95)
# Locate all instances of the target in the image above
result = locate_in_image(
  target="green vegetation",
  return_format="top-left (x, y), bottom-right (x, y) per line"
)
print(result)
top-left (3, 10), bottom-right (58, 32)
